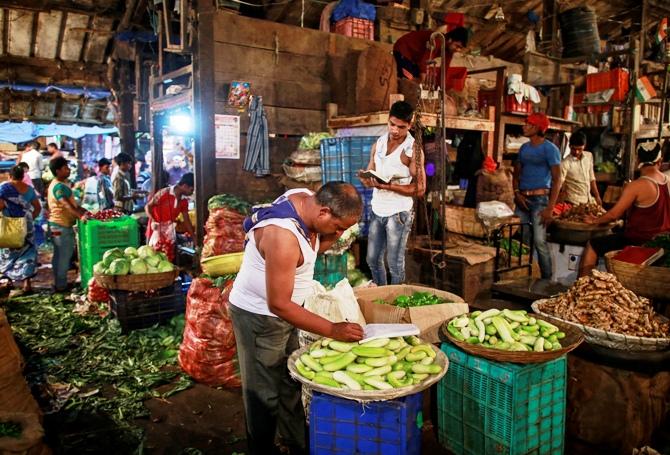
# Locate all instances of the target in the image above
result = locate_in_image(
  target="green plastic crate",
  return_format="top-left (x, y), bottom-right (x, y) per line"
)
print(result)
top-left (313, 253), bottom-right (348, 288)
top-left (437, 343), bottom-right (566, 455)
top-left (78, 217), bottom-right (140, 288)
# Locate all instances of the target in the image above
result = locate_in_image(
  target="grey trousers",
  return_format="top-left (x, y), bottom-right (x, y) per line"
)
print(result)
top-left (229, 304), bottom-right (306, 455)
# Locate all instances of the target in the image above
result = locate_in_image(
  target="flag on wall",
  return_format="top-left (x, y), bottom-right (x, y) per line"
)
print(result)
top-left (656, 18), bottom-right (668, 44)
top-left (635, 77), bottom-right (657, 103)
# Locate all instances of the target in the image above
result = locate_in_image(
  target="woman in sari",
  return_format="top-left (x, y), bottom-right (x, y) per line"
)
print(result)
top-left (0, 165), bottom-right (41, 295)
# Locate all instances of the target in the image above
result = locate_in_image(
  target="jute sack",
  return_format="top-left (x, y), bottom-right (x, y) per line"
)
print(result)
top-left (0, 412), bottom-right (45, 454)
top-left (0, 310), bottom-right (41, 417)
top-left (476, 166), bottom-right (515, 211)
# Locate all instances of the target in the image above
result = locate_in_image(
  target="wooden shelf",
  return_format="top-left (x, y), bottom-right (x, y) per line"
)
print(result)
top-left (500, 112), bottom-right (580, 132)
top-left (150, 89), bottom-right (193, 112)
top-left (327, 111), bottom-right (495, 132)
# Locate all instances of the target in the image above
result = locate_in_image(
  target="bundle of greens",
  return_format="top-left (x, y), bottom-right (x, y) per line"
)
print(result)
top-left (4, 293), bottom-right (192, 430)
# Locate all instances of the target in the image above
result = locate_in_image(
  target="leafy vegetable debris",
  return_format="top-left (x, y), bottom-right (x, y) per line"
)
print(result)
top-left (2, 292), bottom-right (192, 432)
top-left (0, 421), bottom-right (22, 438)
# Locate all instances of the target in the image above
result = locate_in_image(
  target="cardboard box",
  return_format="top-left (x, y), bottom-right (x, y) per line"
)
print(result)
top-left (355, 285), bottom-right (469, 343)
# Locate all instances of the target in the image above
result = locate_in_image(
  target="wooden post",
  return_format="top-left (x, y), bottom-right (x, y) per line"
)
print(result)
top-left (150, 112), bottom-right (165, 194)
top-left (117, 60), bottom-right (137, 185)
top-left (192, 1), bottom-right (217, 247)
top-left (493, 66), bottom-right (505, 161)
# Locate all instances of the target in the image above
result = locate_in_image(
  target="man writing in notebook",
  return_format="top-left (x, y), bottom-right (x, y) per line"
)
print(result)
top-left (358, 101), bottom-right (426, 285)
top-left (229, 182), bottom-right (364, 455)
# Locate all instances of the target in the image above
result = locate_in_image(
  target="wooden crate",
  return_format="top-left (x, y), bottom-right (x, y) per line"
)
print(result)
top-left (411, 244), bottom-right (494, 303)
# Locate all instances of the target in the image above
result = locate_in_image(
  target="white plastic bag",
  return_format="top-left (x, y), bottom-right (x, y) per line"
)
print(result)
top-left (303, 279), bottom-right (366, 325)
top-left (477, 201), bottom-right (514, 221)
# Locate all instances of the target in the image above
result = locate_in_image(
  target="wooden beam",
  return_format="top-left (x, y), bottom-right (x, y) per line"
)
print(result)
top-left (193, 0), bottom-right (217, 246)
top-left (2, 9), bottom-right (8, 56)
top-left (55, 11), bottom-right (67, 60)
top-left (78, 15), bottom-right (94, 62)
top-left (28, 11), bottom-right (39, 57)
top-left (0, 0), bottom-right (123, 18)
top-left (0, 54), bottom-right (107, 75)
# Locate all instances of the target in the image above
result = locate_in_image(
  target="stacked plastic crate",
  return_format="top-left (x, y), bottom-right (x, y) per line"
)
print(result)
top-left (320, 136), bottom-right (376, 236)
top-left (310, 391), bottom-right (423, 454)
top-left (437, 344), bottom-right (567, 455)
top-left (78, 216), bottom-right (140, 289)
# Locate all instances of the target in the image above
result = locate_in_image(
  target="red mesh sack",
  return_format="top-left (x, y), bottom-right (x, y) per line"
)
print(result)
top-left (202, 208), bottom-right (246, 258)
top-left (178, 278), bottom-right (241, 387)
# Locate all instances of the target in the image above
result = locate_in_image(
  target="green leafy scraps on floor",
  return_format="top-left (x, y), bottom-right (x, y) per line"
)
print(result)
top-left (2, 292), bottom-right (192, 434)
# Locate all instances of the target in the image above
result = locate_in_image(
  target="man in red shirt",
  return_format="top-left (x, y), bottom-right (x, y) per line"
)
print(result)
top-left (145, 172), bottom-right (194, 261)
top-left (393, 26), bottom-right (468, 83)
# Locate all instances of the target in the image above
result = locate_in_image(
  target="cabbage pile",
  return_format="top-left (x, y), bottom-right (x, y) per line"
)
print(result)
top-left (93, 245), bottom-right (175, 276)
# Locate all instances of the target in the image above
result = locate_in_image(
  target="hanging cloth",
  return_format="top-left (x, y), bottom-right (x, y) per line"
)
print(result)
top-left (243, 96), bottom-right (271, 177)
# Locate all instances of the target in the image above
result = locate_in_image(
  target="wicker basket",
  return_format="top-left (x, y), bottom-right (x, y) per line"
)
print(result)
top-left (94, 270), bottom-right (178, 291)
top-left (442, 313), bottom-right (584, 363)
top-left (444, 205), bottom-right (519, 238)
top-left (604, 250), bottom-right (670, 300)
top-left (288, 343), bottom-right (448, 402)
top-left (532, 300), bottom-right (670, 352)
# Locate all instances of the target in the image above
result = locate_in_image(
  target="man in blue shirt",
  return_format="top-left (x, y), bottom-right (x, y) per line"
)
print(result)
top-left (513, 113), bottom-right (561, 279)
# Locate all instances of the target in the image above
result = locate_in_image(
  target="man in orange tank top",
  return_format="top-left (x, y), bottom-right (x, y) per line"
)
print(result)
top-left (580, 141), bottom-right (670, 276)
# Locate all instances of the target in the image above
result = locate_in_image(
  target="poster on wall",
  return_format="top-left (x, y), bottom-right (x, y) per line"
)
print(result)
top-left (215, 114), bottom-right (240, 159)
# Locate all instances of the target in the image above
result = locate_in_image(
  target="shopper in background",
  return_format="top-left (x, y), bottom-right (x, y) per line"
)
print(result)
top-left (97, 158), bottom-right (114, 210)
top-left (47, 142), bottom-right (63, 161)
top-left (0, 165), bottom-right (41, 296)
top-left (393, 26), bottom-right (468, 83)
top-left (229, 182), bottom-right (363, 455)
top-left (47, 157), bottom-right (89, 292)
top-left (112, 152), bottom-right (139, 213)
top-left (560, 131), bottom-right (602, 206)
top-left (513, 112), bottom-right (561, 279)
top-left (19, 142), bottom-right (45, 197)
top-left (17, 162), bottom-right (34, 190)
top-left (359, 101), bottom-right (426, 285)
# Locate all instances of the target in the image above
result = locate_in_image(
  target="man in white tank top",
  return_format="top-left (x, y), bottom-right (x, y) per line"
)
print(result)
top-left (358, 101), bottom-right (426, 285)
top-left (228, 181), bottom-right (364, 455)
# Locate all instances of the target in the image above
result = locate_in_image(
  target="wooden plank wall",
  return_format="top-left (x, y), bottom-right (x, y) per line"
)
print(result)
top-left (211, 11), bottom-right (395, 201)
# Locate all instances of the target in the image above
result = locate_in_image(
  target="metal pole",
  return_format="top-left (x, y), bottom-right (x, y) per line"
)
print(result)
top-left (626, 39), bottom-right (640, 181)
top-left (429, 31), bottom-right (447, 275)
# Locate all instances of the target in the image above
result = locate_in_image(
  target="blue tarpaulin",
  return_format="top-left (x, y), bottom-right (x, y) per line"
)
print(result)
top-left (0, 83), bottom-right (110, 100)
top-left (331, 0), bottom-right (376, 22)
top-left (0, 121), bottom-right (117, 144)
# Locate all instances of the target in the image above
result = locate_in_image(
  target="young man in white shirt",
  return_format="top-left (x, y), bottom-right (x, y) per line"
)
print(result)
top-left (359, 101), bottom-right (426, 285)
top-left (19, 142), bottom-right (45, 196)
top-left (559, 131), bottom-right (602, 206)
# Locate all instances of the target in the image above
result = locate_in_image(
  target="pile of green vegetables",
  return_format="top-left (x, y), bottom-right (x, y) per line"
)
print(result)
top-left (207, 194), bottom-right (251, 214)
top-left (645, 234), bottom-right (670, 267)
top-left (446, 309), bottom-right (566, 352)
top-left (374, 292), bottom-right (446, 308)
top-left (495, 238), bottom-right (530, 257)
top-left (94, 245), bottom-right (175, 276)
top-left (0, 422), bottom-right (21, 438)
top-left (3, 293), bottom-right (191, 428)
top-left (295, 336), bottom-right (443, 390)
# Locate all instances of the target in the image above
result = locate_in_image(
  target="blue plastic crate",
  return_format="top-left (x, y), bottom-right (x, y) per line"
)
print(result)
top-left (320, 137), bottom-right (377, 186)
top-left (310, 391), bottom-right (423, 455)
top-left (356, 186), bottom-right (373, 237)
top-left (437, 344), bottom-right (566, 455)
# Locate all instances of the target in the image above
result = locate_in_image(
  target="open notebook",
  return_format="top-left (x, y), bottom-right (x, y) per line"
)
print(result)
top-left (359, 323), bottom-right (420, 343)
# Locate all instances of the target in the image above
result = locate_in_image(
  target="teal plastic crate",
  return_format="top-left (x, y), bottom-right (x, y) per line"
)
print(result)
top-left (437, 343), bottom-right (566, 455)
top-left (314, 253), bottom-right (348, 287)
